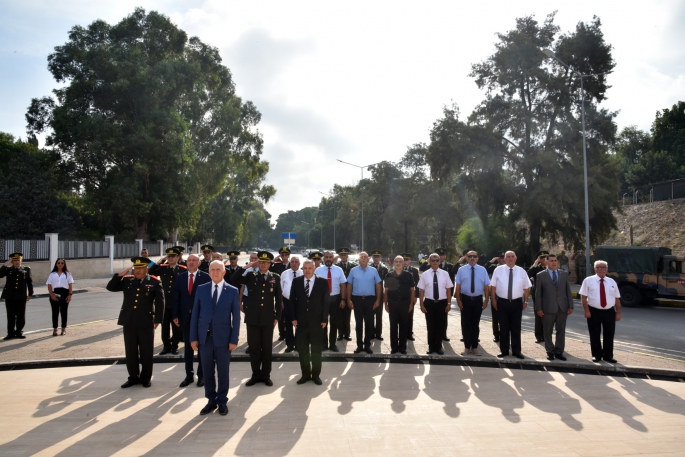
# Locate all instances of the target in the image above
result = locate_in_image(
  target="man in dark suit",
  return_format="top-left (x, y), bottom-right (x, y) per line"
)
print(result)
top-left (1, 253), bottom-right (34, 340)
top-left (149, 247), bottom-right (186, 355)
top-left (190, 260), bottom-right (241, 416)
top-left (290, 258), bottom-right (329, 385)
top-left (173, 254), bottom-right (211, 387)
top-left (535, 254), bottom-right (574, 361)
top-left (528, 250), bottom-right (549, 343)
top-left (106, 257), bottom-right (164, 388)
top-left (238, 251), bottom-right (282, 386)
top-left (402, 253), bottom-right (420, 341)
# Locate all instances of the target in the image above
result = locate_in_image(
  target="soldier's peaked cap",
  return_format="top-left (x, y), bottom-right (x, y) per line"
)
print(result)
top-left (336, 247), bottom-right (350, 255)
top-left (227, 250), bottom-right (240, 257)
top-left (402, 253), bottom-right (412, 260)
top-left (201, 245), bottom-right (214, 252)
top-left (278, 246), bottom-right (291, 254)
top-left (171, 245), bottom-right (185, 252)
top-left (257, 251), bottom-right (274, 262)
top-left (130, 256), bottom-right (152, 268)
top-left (537, 250), bottom-right (549, 258)
top-left (435, 248), bottom-right (447, 255)
top-left (165, 247), bottom-right (181, 256)
top-left (9, 252), bottom-right (23, 260)
top-left (370, 249), bottom-right (383, 256)
top-left (309, 251), bottom-right (323, 260)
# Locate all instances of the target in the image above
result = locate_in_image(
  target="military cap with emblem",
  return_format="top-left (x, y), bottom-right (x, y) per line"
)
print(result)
top-left (227, 250), bottom-right (240, 258)
top-left (336, 247), bottom-right (350, 255)
top-left (370, 249), bottom-right (383, 256)
top-left (9, 252), bottom-right (23, 260)
top-left (165, 247), bottom-right (181, 256)
top-left (435, 247), bottom-right (447, 256)
top-left (309, 251), bottom-right (323, 260)
top-left (201, 244), bottom-right (214, 252)
top-left (402, 253), bottom-right (413, 260)
top-left (130, 256), bottom-right (152, 268)
top-left (278, 246), bottom-right (291, 255)
top-left (170, 245), bottom-right (185, 253)
top-left (536, 250), bottom-right (549, 258)
top-left (257, 251), bottom-right (274, 262)
top-left (495, 251), bottom-right (505, 258)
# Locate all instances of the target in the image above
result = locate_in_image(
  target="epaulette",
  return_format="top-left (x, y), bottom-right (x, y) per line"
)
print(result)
top-left (178, 264), bottom-right (187, 269)
top-left (23, 265), bottom-right (30, 270)
top-left (149, 275), bottom-right (161, 281)
top-left (124, 275), bottom-right (134, 278)
top-left (160, 264), bottom-right (169, 267)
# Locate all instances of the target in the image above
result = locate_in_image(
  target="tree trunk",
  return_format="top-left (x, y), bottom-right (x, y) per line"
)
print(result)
top-left (528, 221), bottom-right (541, 266)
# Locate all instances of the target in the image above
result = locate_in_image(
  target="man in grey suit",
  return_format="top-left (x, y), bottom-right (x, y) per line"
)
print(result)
top-left (534, 254), bottom-right (574, 361)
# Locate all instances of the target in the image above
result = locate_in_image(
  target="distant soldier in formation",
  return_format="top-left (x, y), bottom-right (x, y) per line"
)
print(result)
top-left (149, 247), bottom-right (187, 355)
top-left (107, 256), bottom-right (164, 388)
top-left (231, 251), bottom-right (260, 354)
top-left (335, 247), bottom-right (356, 342)
top-left (402, 253), bottom-right (420, 341)
top-left (485, 251), bottom-right (506, 343)
top-left (527, 250), bottom-right (549, 344)
top-left (309, 251), bottom-right (323, 268)
top-left (224, 250), bottom-right (242, 288)
top-left (1, 253), bottom-right (33, 340)
top-left (199, 244), bottom-right (214, 272)
top-left (370, 249), bottom-right (389, 341)
top-left (270, 247), bottom-right (291, 341)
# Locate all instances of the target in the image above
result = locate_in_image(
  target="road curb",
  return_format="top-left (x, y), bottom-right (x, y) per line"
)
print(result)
top-left (1, 353), bottom-right (683, 381)
top-left (29, 288), bottom-right (90, 300)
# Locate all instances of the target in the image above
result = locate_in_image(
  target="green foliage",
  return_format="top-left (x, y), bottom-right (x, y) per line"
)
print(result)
top-left (457, 218), bottom-right (487, 254)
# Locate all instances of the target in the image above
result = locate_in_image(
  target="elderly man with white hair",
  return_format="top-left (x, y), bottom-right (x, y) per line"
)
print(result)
top-left (579, 260), bottom-right (622, 363)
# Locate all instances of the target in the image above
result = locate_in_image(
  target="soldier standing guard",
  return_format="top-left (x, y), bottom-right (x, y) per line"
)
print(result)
top-left (370, 249), bottom-right (389, 341)
top-left (148, 247), bottom-right (186, 355)
top-left (1, 253), bottom-right (34, 340)
top-left (239, 251), bottom-right (283, 386)
top-left (335, 247), bottom-right (356, 342)
top-left (270, 247), bottom-right (291, 341)
top-left (199, 245), bottom-right (214, 273)
top-left (107, 257), bottom-right (164, 388)
top-left (224, 250), bottom-right (242, 288)
top-left (527, 250), bottom-right (549, 344)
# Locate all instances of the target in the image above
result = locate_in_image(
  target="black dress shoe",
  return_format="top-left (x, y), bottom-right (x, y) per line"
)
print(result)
top-left (142, 380), bottom-right (151, 388)
top-left (436, 349), bottom-right (445, 355)
top-left (264, 379), bottom-right (273, 387)
top-left (200, 404), bottom-right (217, 415)
top-left (344, 336), bottom-right (352, 341)
top-left (15, 334), bottom-right (26, 339)
top-left (171, 349), bottom-right (179, 355)
top-left (297, 375), bottom-right (310, 385)
top-left (535, 339), bottom-right (544, 344)
top-left (514, 353), bottom-right (524, 360)
top-left (312, 376), bottom-right (322, 385)
top-left (329, 345), bottom-right (339, 352)
top-left (218, 404), bottom-right (229, 416)
top-left (364, 348), bottom-right (373, 354)
top-left (555, 353), bottom-right (567, 361)
top-left (443, 337), bottom-right (450, 342)
top-left (407, 336), bottom-right (415, 341)
top-left (399, 350), bottom-right (407, 355)
top-left (197, 377), bottom-right (204, 387)
top-left (245, 378), bottom-right (258, 386)
top-left (592, 357), bottom-right (601, 363)
top-left (353, 348), bottom-right (363, 354)
top-left (284, 346), bottom-right (295, 353)
top-left (179, 376), bottom-right (194, 388)
top-left (547, 353), bottom-right (555, 361)
top-left (426, 351), bottom-right (433, 355)
top-left (245, 347), bottom-right (250, 354)
top-left (3, 334), bottom-right (14, 340)
top-left (496, 353), bottom-right (507, 358)
top-left (337, 336), bottom-right (343, 341)
top-left (159, 348), bottom-right (171, 355)
top-left (603, 357), bottom-right (617, 364)
top-left (391, 350), bottom-right (398, 354)
top-left (374, 336), bottom-right (384, 341)
top-left (121, 379), bottom-right (140, 388)
top-left (493, 337), bottom-right (500, 343)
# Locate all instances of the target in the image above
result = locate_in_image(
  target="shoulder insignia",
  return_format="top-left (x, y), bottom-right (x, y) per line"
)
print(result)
top-left (124, 275), bottom-right (134, 278)
top-left (179, 264), bottom-right (187, 269)
top-left (149, 275), bottom-right (161, 281)
top-left (160, 264), bottom-right (169, 267)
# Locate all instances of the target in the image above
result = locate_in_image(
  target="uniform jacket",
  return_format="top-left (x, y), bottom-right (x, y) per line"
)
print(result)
top-left (148, 263), bottom-right (187, 308)
top-left (528, 264), bottom-right (546, 298)
top-left (406, 266), bottom-right (420, 288)
top-left (534, 269), bottom-right (574, 314)
top-left (225, 265), bottom-right (241, 289)
top-left (173, 269), bottom-right (211, 324)
top-left (0, 265), bottom-right (33, 300)
top-left (107, 274), bottom-right (164, 328)
top-left (335, 261), bottom-right (357, 278)
top-left (239, 270), bottom-right (283, 325)
top-left (289, 275), bottom-right (329, 328)
top-left (199, 259), bottom-right (211, 273)
top-left (190, 281), bottom-right (241, 347)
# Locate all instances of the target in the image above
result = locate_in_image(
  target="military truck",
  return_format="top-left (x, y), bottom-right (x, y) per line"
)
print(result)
top-left (595, 246), bottom-right (685, 307)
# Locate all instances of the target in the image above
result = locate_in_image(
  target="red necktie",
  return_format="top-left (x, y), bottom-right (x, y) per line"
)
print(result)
top-left (327, 267), bottom-right (332, 293)
top-left (599, 278), bottom-right (607, 308)
top-left (188, 273), bottom-right (194, 296)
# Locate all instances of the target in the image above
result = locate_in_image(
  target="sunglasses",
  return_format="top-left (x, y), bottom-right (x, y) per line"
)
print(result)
top-left (430, 259), bottom-right (439, 262)
top-left (467, 255), bottom-right (477, 259)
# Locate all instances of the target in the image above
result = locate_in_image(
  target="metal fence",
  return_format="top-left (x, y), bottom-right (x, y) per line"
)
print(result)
top-left (59, 240), bottom-right (110, 259)
top-left (142, 242), bottom-right (161, 256)
top-left (114, 242), bottom-right (139, 259)
top-left (0, 239), bottom-right (50, 261)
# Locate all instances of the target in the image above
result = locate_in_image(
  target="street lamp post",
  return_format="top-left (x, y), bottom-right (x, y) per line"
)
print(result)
top-left (542, 49), bottom-right (611, 278)
top-left (319, 191), bottom-right (338, 249)
top-left (301, 221), bottom-right (310, 249)
top-left (336, 159), bottom-right (383, 251)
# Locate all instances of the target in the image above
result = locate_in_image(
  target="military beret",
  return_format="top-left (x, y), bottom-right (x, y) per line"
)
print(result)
top-left (336, 247), bottom-right (350, 255)
top-left (278, 246), bottom-right (291, 254)
top-left (9, 252), bottom-right (22, 260)
top-left (370, 249), bottom-right (383, 256)
top-left (435, 248), bottom-right (447, 256)
top-left (257, 251), bottom-right (274, 262)
top-left (227, 250), bottom-right (240, 258)
top-left (201, 244), bottom-right (214, 252)
top-left (537, 250), bottom-right (549, 258)
top-left (131, 256), bottom-right (152, 268)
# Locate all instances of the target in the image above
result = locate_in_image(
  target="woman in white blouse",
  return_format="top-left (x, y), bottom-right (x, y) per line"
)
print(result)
top-left (46, 258), bottom-right (74, 336)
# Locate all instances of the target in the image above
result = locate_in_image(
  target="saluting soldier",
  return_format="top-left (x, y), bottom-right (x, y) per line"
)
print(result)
top-left (199, 245), bottom-right (214, 273)
top-left (1, 253), bottom-right (34, 340)
top-left (527, 250), bottom-right (549, 344)
top-left (224, 250), bottom-right (242, 289)
top-left (435, 247), bottom-right (453, 342)
top-left (172, 246), bottom-right (187, 265)
top-left (270, 247), bottom-right (291, 341)
top-left (238, 251), bottom-right (282, 386)
top-left (148, 247), bottom-right (186, 355)
top-left (370, 249), bottom-right (389, 341)
top-left (335, 247), bottom-right (356, 342)
top-left (402, 253), bottom-right (420, 341)
top-left (106, 257), bottom-right (164, 388)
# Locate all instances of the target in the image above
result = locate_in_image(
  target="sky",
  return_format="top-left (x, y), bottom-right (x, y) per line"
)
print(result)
top-left (1, 0), bottom-right (684, 223)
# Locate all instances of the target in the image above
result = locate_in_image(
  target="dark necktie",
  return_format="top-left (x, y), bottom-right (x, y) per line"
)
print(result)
top-left (327, 267), bottom-right (332, 293)
top-left (600, 278), bottom-right (607, 308)
top-left (433, 270), bottom-right (439, 300)
top-left (210, 284), bottom-right (218, 333)
top-left (470, 266), bottom-right (475, 294)
top-left (508, 268), bottom-right (513, 300)
top-left (305, 279), bottom-right (310, 297)
top-left (553, 270), bottom-right (558, 287)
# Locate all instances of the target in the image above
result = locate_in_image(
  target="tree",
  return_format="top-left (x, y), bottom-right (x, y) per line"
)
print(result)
top-left (26, 8), bottom-right (270, 240)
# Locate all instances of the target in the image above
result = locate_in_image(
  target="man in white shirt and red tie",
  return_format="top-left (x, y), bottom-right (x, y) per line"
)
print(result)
top-left (316, 251), bottom-right (347, 352)
top-left (417, 253), bottom-right (454, 355)
top-left (281, 256), bottom-right (302, 353)
top-left (490, 251), bottom-right (532, 359)
top-left (579, 260), bottom-right (622, 363)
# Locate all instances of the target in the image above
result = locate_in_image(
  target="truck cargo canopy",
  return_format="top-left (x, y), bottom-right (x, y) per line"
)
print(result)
top-left (595, 246), bottom-right (672, 274)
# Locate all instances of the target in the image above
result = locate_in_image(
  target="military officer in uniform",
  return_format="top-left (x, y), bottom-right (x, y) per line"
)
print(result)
top-left (485, 251), bottom-right (506, 342)
top-left (370, 249), bottom-right (389, 341)
top-left (527, 250), bottom-right (549, 343)
top-left (1, 253), bottom-right (33, 340)
top-left (310, 251), bottom-right (323, 269)
top-left (270, 247), bottom-right (291, 341)
top-left (171, 246), bottom-right (187, 265)
top-left (435, 247), bottom-right (453, 342)
top-left (402, 253), bottom-right (420, 341)
top-left (238, 251), bottom-right (282, 386)
top-left (335, 247), bottom-right (356, 342)
top-left (199, 245), bottom-right (214, 273)
top-left (106, 257), bottom-right (164, 388)
top-left (224, 250), bottom-right (242, 288)
top-left (148, 247), bottom-right (186, 355)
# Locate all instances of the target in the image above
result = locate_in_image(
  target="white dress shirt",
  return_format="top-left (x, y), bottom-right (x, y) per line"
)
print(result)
top-left (579, 274), bottom-right (621, 309)
top-left (46, 272), bottom-right (74, 289)
top-left (417, 268), bottom-right (454, 300)
top-left (281, 268), bottom-right (302, 299)
top-left (491, 265), bottom-right (532, 300)
top-left (315, 265), bottom-right (347, 295)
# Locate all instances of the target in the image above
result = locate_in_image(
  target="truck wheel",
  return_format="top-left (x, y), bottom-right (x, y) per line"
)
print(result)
top-left (619, 285), bottom-right (641, 308)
